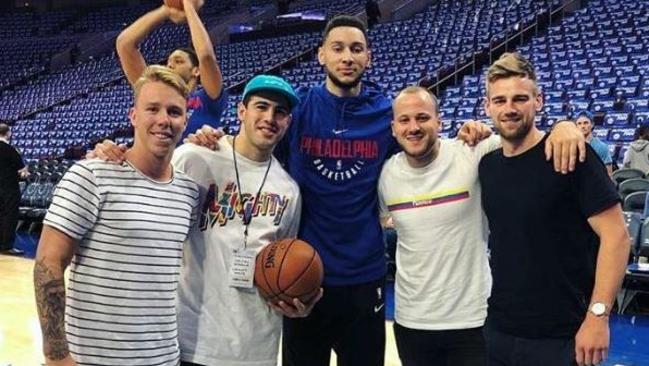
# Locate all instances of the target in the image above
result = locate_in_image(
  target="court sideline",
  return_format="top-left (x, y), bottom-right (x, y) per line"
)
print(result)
top-left (3, 253), bottom-right (648, 366)
top-left (0, 255), bottom-right (401, 366)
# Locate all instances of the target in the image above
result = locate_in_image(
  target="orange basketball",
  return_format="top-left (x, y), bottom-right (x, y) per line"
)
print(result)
top-left (163, 0), bottom-right (183, 10)
top-left (254, 238), bottom-right (324, 305)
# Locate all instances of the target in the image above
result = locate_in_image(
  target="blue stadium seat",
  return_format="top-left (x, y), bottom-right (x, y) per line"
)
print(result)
top-left (593, 128), bottom-right (610, 141)
top-left (609, 128), bottom-right (636, 142)
top-left (590, 88), bottom-right (612, 99)
top-left (605, 113), bottom-right (630, 126)
top-left (634, 112), bottom-right (649, 124)
top-left (592, 99), bottom-right (616, 113)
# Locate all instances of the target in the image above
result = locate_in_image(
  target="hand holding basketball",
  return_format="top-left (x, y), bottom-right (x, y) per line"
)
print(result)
top-left (163, 0), bottom-right (204, 23)
top-left (268, 288), bottom-right (323, 318)
top-left (163, 0), bottom-right (183, 10)
top-left (163, 0), bottom-right (203, 10)
top-left (254, 238), bottom-right (324, 308)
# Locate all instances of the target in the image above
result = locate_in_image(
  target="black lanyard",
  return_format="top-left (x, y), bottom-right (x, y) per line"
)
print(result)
top-left (232, 135), bottom-right (272, 249)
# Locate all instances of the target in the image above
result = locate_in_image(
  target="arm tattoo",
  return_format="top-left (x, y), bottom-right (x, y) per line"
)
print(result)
top-left (34, 258), bottom-right (69, 360)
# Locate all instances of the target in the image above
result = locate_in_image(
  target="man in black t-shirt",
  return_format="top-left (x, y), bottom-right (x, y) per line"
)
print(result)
top-left (478, 53), bottom-right (629, 366)
top-left (0, 123), bottom-right (28, 255)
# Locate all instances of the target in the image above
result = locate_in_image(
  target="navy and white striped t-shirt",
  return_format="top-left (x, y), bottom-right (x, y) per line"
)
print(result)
top-left (44, 159), bottom-right (199, 366)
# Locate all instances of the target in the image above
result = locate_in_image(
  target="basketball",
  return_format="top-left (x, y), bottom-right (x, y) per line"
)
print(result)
top-left (254, 238), bottom-right (324, 305)
top-left (163, 0), bottom-right (183, 10)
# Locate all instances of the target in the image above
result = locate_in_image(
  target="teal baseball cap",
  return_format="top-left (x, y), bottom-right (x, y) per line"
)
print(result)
top-left (242, 74), bottom-right (300, 109)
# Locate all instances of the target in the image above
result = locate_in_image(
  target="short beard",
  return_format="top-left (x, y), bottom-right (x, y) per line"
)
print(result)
top-left (327, 70), bottom-right (363, 90)
top-left (403, 138), bottom-right (439, 167)
top-left (496, 119), bottom-right (533, 144)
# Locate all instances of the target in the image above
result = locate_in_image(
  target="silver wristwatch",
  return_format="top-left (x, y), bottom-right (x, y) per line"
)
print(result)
top-left (589, 302), bottom-right (610, 317)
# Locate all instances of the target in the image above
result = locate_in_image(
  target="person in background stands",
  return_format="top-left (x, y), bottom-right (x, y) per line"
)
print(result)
top-left (0, 123), bottom-right (29, 256)
top-left (575, 111), bottom-right (612, 175)
top-left (623, 124), bottom-right (649, 173)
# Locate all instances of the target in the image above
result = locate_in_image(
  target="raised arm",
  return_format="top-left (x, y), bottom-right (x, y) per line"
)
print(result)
top-left (183, 0), bottom-right (223, 98)
top-left (115, 6), bottom-right (169, 86)
top-left (574, 203), bottom-right (629, 366)
top-left (34, 226), bottom-right (78, 366)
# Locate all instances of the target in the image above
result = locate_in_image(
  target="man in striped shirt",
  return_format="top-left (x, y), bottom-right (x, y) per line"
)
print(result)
top-left (34, 65), bottom-right (199, 366)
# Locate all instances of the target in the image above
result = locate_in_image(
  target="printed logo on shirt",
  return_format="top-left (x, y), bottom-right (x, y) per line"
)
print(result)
top-left (199, 182), bottom-right (291, 230)
top-left (186, 95), bottom-right (203, 120)
top-left (387, 189), bottom-right (470, 212)
top-left (187, 95), bottom-right (203, 110)
top-left (300, 136), bottom-right (379, 182)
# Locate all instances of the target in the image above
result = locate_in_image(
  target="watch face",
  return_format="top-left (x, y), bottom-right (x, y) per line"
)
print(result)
top-left (591, 303), bottom-right (606, 315)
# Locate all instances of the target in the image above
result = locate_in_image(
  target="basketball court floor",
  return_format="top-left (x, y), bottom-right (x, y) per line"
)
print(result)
top-left (2, 235), bottom-right (649, 366)
top-left (0, 254), bottom-right (399, 366)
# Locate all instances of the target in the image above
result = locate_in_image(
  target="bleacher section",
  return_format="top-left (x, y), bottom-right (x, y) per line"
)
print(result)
top-left (5, 0), bottom-right (648, 220)
top-left (0, 12), bottom-right (40, 38)
top-left (3, 1), bottom-right (332, 159)
top-left (5, 0), bottom-right (565, 157)
top-left (0, 9), bottom-right (84, 38)
top-left (0, 36), bottom-right (81, 90)
top-left (281, 0), bottom-right (561, 123)
top-left (439, 0), bottom-right (649, 160)
top-left (61, 2), bottom-right (158, 34)
top-left (7, 30), bottom-right (322, 158)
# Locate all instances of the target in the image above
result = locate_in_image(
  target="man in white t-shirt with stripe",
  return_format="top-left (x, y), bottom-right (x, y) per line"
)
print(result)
top-left (378, 86), bottom-right (500, 366)
top-left (34, 65), bottom-right (199, 366)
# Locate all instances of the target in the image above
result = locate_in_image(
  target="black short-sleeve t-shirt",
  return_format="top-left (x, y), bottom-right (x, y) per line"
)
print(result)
top-left (479, 134), bottom-right (619, 338)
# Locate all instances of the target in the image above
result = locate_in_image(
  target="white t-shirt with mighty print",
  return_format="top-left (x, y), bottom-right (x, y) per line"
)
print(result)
top-left (173, 139), bottom-right (301, 366)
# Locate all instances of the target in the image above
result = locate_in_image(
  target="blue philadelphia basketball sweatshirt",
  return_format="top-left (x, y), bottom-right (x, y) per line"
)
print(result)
top-left (277, 82), bottom-right (396, 286)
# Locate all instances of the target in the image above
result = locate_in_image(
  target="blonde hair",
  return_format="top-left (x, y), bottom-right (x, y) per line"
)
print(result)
top-left (393, 85), bottom-right (439, 114)
top-left (133, 65), bottom-right (190, 102)
top-left (486, 52), bottom-right (538, 95)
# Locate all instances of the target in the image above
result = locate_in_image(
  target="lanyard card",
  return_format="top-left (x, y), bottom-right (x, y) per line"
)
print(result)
top-left (228, 248), bottom-right (256, 289)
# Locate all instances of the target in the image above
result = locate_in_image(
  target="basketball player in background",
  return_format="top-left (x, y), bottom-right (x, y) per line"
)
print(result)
top-left (115, 0), bottom-right (227, 142)
top-left (34, 65), bottom-right (198, 366)
top-left (172, 74), bottom-right (321, 366)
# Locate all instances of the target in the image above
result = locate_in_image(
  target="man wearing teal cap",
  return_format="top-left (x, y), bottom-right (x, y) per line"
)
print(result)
top-left (172, 74), bottom-right (321, 366)
top-left (242, 74), bottom-right (301, 107)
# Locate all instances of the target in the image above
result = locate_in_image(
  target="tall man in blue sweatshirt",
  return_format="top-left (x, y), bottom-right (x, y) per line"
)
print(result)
top-left (276, 15), bottom-right (396, 366)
